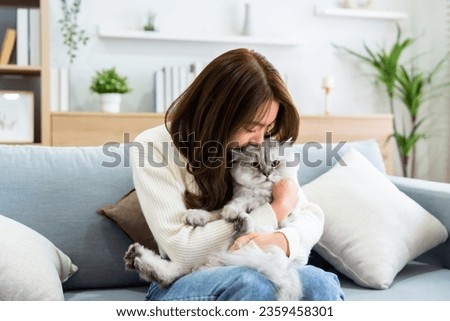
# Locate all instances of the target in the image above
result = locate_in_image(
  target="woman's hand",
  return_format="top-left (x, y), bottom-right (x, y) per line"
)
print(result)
top-left (230, 232), bottom-right (289, 256)
top-left (271, 179), bottom-right (299, 222)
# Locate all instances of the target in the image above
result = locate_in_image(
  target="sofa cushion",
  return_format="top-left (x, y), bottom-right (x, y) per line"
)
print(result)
top-left (0, 144), bottom-right (144, 290)
top-left (341, 261), bottom-right (450, 300)
top-left (97, 189), bottom-right (159, 253)
top-left (64, 286), bottom-right (148, 301)
top-left (303, 148), bottom-right (448, 289)
top-left (0, 214), bottom-right (78, 300)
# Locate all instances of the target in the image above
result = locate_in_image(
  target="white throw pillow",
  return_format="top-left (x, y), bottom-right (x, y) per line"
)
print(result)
top-left (0, 214), bottom-right (78, 300)
top-left (303, 148), bottom-right (448, 289)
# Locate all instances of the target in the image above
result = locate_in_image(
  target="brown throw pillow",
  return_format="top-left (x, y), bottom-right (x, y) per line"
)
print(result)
top-left (97, 189), bottom-right (159, 253)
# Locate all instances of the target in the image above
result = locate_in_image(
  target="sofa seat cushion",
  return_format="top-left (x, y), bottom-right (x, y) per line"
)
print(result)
top-left (304, 148), bottom-right (448, 289)
top-left (341, 262), bottom-right (450, 301)
top-left (64, 286), bottom-right (148, 301)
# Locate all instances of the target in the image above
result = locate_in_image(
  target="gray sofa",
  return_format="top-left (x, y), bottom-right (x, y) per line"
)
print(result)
top-left (1, 140), bottom-right (449, 301)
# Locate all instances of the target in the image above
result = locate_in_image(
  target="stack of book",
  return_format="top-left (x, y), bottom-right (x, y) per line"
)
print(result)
top-left (0, 8), bottom-right (40, 66)
top-left (49, 67), bottom-right (70, 112)
top-left (154, 62), bottom-right (204, 113)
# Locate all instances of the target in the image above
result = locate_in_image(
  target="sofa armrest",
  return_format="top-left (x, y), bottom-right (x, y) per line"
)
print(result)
top-left (389, 175), bottom-right (450, 268)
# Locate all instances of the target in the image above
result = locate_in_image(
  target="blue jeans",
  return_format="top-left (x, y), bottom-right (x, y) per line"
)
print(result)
top-left (145, 265), bottom-right (345, 301)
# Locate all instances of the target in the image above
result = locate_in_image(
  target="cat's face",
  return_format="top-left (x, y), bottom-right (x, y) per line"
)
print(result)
top-left (229, 137), bottom-right (298, 187)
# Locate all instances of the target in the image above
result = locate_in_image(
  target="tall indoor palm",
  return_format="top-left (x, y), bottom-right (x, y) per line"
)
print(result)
top-left (335, 26), bottom-right (448, 177)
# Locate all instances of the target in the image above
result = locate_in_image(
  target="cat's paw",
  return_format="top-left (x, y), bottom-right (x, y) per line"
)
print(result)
top-left (221, 205), bottom-right (240, 222)
top-left (124, 244), bottom-right (164, 284)
top-left (133, 256), bottom-right (161, 284)
top-left (184, 209), bottom-right (210, 227)
top-left (124, 243), bottom-right (144, 270)
top-left (234, 213), bottom-right (254, 234)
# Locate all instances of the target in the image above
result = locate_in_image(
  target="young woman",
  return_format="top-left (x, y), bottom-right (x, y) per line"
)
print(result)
top-left (131, 48), bottom-right (344, 301)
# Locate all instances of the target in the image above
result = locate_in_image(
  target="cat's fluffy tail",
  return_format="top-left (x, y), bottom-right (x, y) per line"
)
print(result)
top-left (205, 242), bottom-right (302, 300)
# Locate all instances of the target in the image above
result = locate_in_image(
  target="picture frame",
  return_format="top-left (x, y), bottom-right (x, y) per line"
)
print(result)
top-left (0, 91), bottom-right (34, 143)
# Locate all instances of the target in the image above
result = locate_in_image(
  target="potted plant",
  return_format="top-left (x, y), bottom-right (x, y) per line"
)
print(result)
top-left (90, 67), bottom-right (131, 113)
top-left (334, 26), bottom-right (449, 177)
top-left (394, 58), bottom-right (449, 177)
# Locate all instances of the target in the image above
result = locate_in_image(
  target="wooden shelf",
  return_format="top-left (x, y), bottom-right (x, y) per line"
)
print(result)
top-left (0, 64), bottom-right (41, 75)
top-left (314, 6), bottom-right (408, 20)
top-left (0, 0), bottom-right (50, 145)
top-left (51, 111), bottom-right (165, 118)
top-left (98, 25), bottom-right (304, 46)
top-left (0, 0), bottom-right (39, 7)
top-left (51, 112), bottom-right (166, 146)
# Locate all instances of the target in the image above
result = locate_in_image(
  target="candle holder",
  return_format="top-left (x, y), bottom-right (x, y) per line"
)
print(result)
top-left (322, 76), bottom-right (334, 116)
top-left (323, 88), bottom-right (332, 115)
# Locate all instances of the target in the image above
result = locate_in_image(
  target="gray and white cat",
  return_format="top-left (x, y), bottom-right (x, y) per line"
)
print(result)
top-left (124, 138), bottom-right (304, 300)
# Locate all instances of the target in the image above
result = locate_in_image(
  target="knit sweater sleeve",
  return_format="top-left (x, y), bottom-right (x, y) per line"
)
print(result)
top-left (130, 126), bottom-right (278, 268)
top-left (277, 187), bottom-right (325, 264)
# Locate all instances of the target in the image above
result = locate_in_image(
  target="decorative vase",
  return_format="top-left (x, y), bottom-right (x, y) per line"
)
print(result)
top-left (100, 93), bottom-right (122, 113)
top-left (242, 2), bottom-right (254, 36)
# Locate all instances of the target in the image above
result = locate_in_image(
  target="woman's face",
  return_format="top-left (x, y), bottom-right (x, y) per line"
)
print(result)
top-left (229, 100), bottom-right (279, 148)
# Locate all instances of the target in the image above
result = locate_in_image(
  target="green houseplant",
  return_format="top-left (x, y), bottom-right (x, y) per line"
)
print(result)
top-left (334, 26), bottom-right (449, 177)
top-left (90, 67), bottom-right (131, 113)
top-left (394, 57), bottom-right (449, 177)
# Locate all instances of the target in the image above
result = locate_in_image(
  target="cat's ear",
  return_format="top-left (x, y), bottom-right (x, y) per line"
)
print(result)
top-left (230, 148), bottom-right (243, 162)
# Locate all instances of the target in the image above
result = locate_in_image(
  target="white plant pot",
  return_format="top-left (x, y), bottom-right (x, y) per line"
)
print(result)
top-left (100, 93), bottom-right (122, 113)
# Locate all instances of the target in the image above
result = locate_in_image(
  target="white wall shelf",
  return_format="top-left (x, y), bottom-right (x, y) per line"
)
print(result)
top-left (98, 25), bottom-right (304, 46)
top-left (314, 6), bottom-right (408, 20)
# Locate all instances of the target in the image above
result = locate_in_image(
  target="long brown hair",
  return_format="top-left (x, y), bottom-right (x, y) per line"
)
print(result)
top-left (165, 48), bottom-right (299, 211)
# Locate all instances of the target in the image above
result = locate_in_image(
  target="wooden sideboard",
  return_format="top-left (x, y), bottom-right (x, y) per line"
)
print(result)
top-left (296, 114), bottom-right (393, 174)
top-left (51, 112), bottom-right (393, 173)
top-left (51, 112), bottom-right (165, 146)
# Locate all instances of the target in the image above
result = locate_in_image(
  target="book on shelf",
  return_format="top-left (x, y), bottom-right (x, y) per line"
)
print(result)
top-left (16, 8), bottom-right (29, 66)
top-left (28, 8), bottom-right (41, 66)
top-left (162, 66), bottom-right (172, 110)
top-left (49, 67), bottom-right (70, 112)
top-left (154, 62), bottom-right (202, 112)
top-left (50, 68), bottom-right (60, 112)
top-left (154, 69), bottom-right (165, 113)
top-left (0, 28), bottom-right (16, 65)
top-left (59, 67), bottom-right (70, 112)
top-left (4, 8), bottom-right (41, 67)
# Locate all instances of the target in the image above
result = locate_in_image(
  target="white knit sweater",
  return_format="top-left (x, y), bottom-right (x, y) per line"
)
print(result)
top-left (131, 124), bottom-right (325, 268)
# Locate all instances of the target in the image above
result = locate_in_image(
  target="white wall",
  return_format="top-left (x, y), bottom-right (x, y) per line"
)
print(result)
top-left (409, 0), bottom-right (450, 182)
top-left (49, 0), bottom-right (450, 181)
top-left (49, 0), bottom-right (410, 114)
